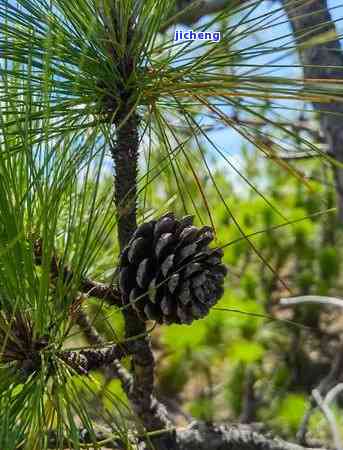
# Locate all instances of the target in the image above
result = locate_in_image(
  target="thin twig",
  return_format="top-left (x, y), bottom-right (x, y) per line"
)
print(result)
top-left (76, 307), bottom-right (133, 391)
top-left (297, 344), bottom-right (343, 444)
top-left (282, 294), bottom-right (343, 444)
top-left (280, 295), bottom-right (343, 308)
top-left (325, 383), bottom-right (343, 404)
top-left (313, 387), bottom-right (343, 450)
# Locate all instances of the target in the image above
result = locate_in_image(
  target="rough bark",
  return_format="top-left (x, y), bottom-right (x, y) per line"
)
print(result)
top-left (59, 340), bottom-right (134, 374)
top-left (112, 113), bottom-right (139, 250)
top-left (110, 112), bottom-right (171, 431)
top-left (96, 1), bottom-right (172, 434)
top-left (49, 422), bottom-right (327, 450)
top-left (281, 0), bottom-right (343, 220)
top-left (173, 422), bottom-right (325, 450)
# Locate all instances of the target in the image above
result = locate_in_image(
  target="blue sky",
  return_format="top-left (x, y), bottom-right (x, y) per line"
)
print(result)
top-left (191, 0), bottom-right (343, 160)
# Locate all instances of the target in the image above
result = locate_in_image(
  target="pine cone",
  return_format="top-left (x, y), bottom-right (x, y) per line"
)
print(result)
top-left (118, 213), bottom-right (227, 325)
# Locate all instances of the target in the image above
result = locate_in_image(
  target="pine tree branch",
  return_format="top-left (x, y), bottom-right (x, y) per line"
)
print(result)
top-left (80, 278), bottom-right (121, 306)
top-left (104, 7), bottom-right (172, 429)
top-left (110, 111), bottom-right (171, 431)
top-left (46, 421), bottom-right (328, 450)
top-left (59, 340), bottom-right (135, 374)
top-left (111, 112), bottom-right (139, 251)
top-left (173, 422), bottom-right (326, 450)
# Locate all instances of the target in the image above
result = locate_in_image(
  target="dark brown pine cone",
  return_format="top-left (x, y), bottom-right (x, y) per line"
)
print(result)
top-left (118, 213), bottom-right (227, 325)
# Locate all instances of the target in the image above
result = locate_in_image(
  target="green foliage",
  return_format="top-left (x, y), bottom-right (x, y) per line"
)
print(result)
top-left (272, 394), bottom-right (308, 434)
top-left (162, 322), bottom-right (208, 351)
top-left (228, 339), bottom-right (265, 363)
top-left (1, 0), bottom-right (343, 448)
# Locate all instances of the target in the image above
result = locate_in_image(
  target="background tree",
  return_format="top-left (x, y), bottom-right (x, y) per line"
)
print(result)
top-left (1, 0), bottom-right (343, 449)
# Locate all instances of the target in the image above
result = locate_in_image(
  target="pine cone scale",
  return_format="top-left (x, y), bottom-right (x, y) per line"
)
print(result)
top-left (118, 213), bottom-right (227, 325)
